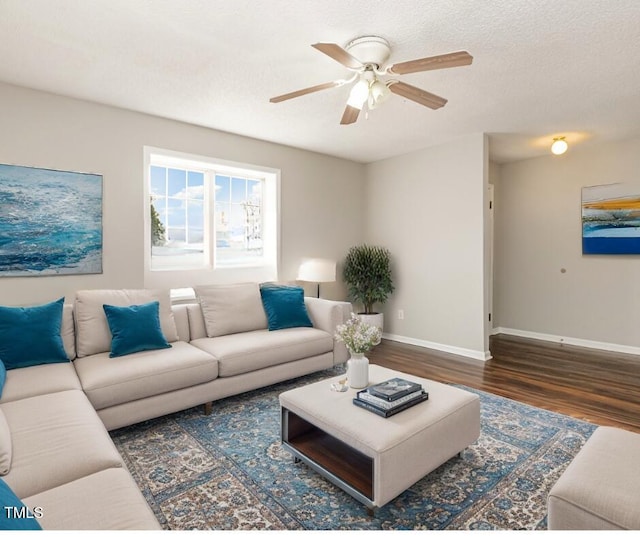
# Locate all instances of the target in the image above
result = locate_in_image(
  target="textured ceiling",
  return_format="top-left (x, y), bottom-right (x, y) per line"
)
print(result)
top-left (1, 0), bottom-right (640, 163)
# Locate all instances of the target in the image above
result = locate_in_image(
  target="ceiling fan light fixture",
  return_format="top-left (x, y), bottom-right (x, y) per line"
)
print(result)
top-left (551, 136), bottom-right (568, 155)
top-left (347, 78), bottom-right (370, 109)
top-left (368, 79), bottom-right (390, 109)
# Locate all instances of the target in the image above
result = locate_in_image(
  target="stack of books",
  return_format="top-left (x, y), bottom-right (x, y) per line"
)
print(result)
top-left (353, 377), bottom-right (429, 418)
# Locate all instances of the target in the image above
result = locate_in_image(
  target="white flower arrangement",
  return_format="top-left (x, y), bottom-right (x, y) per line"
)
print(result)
top-left (334, 312), bottom-right (382, 354)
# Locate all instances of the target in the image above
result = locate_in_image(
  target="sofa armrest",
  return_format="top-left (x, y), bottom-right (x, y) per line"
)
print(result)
top-left (304, 297), bottom-right (353, 365)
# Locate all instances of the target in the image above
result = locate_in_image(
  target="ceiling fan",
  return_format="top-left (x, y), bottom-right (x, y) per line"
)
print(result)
top-left (269, 36), bottom-right (473, 125)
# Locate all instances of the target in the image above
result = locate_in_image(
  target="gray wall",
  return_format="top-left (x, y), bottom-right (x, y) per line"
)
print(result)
top-left (364, 133), bottom-right (491, 359)
top-left (494, 137), bottom-right (640, 352)
top-left (0, 82), bottom-right (365, 305)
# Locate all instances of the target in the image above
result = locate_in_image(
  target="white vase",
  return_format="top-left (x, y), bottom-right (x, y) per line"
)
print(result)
top-left (347, 352), bottom-right (369, 389)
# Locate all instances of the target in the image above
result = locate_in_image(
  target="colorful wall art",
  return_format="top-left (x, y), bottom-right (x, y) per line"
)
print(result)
top-left (582, 183), bottom-right (640, 255)
top-left (0, 163), bottom-right (102, 276)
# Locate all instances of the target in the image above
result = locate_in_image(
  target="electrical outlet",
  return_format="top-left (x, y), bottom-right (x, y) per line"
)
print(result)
top-left (397, 309), bottom-right (404, 320)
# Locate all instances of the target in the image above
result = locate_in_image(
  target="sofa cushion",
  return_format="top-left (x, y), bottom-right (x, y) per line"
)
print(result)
top-left (186, 304), bottom-right (208, 340)
top-left (0, 478), bottom-right (42, 530)
top-left (103, 301), bottom-right (172, 357)
top-left (73, 341), bottom-right (218, 410)
top-left (0, 297), bottom-right (69, 370)
top-left (171, 303), bottom-right (192, 342)
top-left (1, 390), bottom-right (123, 498)
top-left (0, 409), bottom-right (11, 476)
top-left (74, 289), bottom-right (179, 358)
top-left (190, 327), bottom-right (333, 377)
top-left (195, 282), bottom-right (267, 337)
top-left (61, 303), bottom-right (75, 360)
top-left (0, 361), bottom-right (4, 398)
top-left (260, 285), bottom-right (313, 331)
top-left (22, 468), bottom-right (160, 530)
top-left (0, 362), bottom-right (82, 404)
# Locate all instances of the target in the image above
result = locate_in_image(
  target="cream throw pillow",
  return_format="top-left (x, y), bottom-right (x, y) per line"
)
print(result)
top-left (195, 283), bottom-right (268, 337)
top-left (0, 409), bottom-right (12, 475)
top-left (74, 289), bottom-right (179, 358)
top-left (61, 303), bottom-right (76, 359)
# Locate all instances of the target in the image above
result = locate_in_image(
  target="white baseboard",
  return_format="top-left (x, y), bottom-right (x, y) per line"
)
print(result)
top-left (494, 327), bottom-right (640, 357)
top-left (382, 333), bottom-right (492, 362)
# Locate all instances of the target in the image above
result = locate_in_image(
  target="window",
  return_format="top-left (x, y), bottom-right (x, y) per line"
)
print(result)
top-left (150, 165), bottom-right (206, 269)
top-left (214, 175), bottom-right (263, 265)
top-left (146, 148), bottom-right (278, 273)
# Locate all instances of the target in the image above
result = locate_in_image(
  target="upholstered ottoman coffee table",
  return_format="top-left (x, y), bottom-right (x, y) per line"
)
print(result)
top-left (279, 364), bottom-right (480, 511)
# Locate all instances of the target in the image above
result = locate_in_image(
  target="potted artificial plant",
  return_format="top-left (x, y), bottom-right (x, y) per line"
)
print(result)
top-left (342, 244), bottom-right (394, 332)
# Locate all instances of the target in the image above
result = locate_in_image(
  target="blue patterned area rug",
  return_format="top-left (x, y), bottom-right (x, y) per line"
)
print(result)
top-left (110, 368), bottom-right (596, 530)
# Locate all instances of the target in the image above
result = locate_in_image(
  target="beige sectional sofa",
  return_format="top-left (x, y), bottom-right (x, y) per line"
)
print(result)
top-left (547, 426), bottom-right (640, 530)
top-left (0, 283), bottom-right (351, 530)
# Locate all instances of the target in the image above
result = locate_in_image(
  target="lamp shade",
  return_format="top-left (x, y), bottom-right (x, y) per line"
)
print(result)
top-left (297, 259), bottom-right (336, 283)
top-left (368, 79), bottom-right (390, 109)
top-left (346, 79), bottom-right (369, 110)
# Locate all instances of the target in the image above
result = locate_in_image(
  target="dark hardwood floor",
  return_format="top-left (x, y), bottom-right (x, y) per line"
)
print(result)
top-left (367, 334), bottom-right (640, 433)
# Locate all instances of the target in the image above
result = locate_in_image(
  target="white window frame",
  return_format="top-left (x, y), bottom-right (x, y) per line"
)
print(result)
top-left (143, 147), bottom-right (280, 290)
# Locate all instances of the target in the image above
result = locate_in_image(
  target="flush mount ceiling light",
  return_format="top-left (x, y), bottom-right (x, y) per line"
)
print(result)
top-left (551, 136), bottom-right (568, 155)
top-left (270, 35), bottom-right (473, 125)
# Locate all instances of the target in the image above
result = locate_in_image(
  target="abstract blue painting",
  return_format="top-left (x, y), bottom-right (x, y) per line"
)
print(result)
top-left (582, 183), bottom-right (640, 255)
top-left (0, 163), bottom-right (102, 276)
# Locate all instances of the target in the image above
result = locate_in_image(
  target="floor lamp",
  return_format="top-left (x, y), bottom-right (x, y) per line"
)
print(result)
top-left (297, 259), bottom-right (336, 298)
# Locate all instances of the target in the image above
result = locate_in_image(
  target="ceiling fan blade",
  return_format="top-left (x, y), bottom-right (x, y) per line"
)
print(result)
top-left (340, 105), bottom-right (360, 125)
top-left (270, 81), bottom-right (342, 103)
top-left (387, 51), bottom-right (473, 75)
top-left (312, 43), bottom-right (363, 70)
top-left (389, 81), bottom-right (448, 109)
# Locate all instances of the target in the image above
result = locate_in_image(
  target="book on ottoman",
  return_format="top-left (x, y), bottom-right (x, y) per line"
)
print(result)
top-left (353, 390), bottom-right (429, 418)
top-left (354, 378), bottom-right (429, 418)
top-left (367, 377), bottom-right (423, 401)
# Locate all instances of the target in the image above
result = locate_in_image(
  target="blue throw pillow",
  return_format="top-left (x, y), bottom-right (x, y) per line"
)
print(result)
top-left (0, 478), bottom-right (42, 530)
top-left (103, 301), bottom-right (172, 358)
top-left (260, 285), bottom-right (313, 331)
top-left (0, 298), bottom-right (68, 370)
